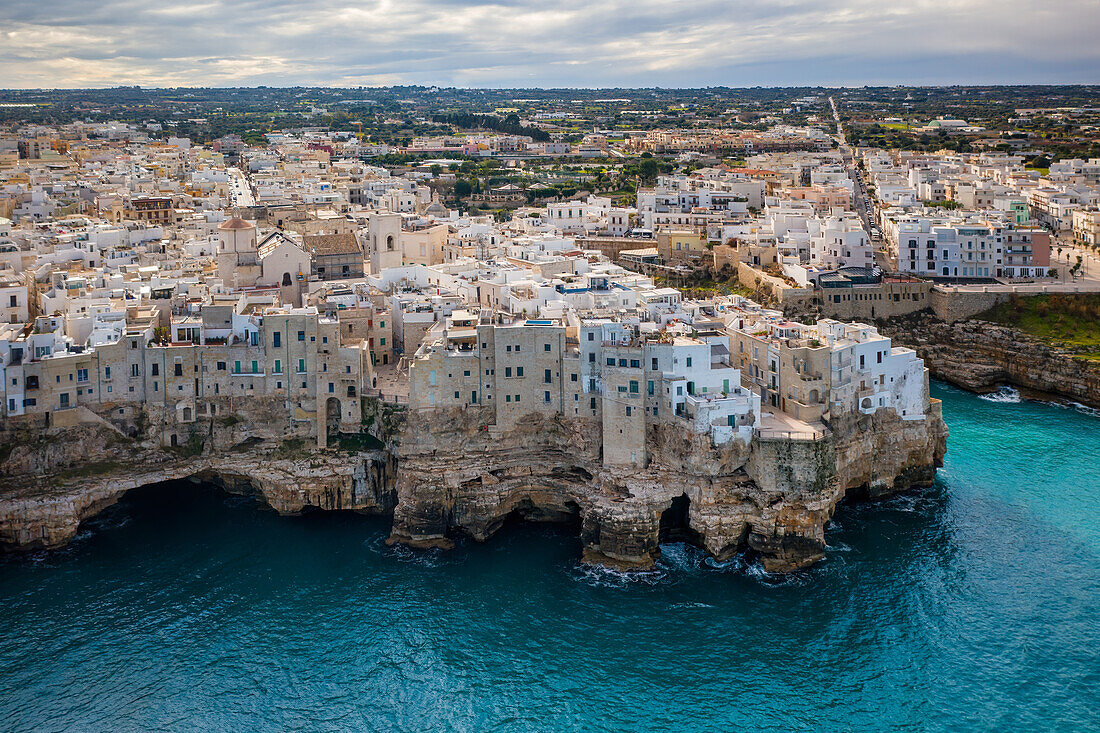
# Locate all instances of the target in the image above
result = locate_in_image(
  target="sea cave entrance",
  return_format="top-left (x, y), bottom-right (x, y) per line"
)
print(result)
top-left (659, 493), bottom-right (703, 547)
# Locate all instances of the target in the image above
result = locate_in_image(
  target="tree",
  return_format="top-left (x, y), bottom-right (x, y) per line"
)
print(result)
top-left (453, 178), bottom-right (473, 198)
top-left (429, 164), bottom-right (442, 176)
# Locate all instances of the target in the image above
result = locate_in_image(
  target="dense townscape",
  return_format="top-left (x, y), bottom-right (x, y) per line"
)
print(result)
top-left (4, 0), bottom-right (1100, 719)
top-left (3, 83), bottom-right (1100, 569)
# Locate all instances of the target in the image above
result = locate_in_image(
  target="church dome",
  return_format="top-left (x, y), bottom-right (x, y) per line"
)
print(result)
top-left (218, 217), bottom-right (254, 230)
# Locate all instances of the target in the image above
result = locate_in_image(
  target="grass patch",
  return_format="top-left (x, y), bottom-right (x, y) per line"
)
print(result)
top-left (335, 433), bottom-right (385, 452)
top-left (977, 293), bottom-right (1100, 361)
top-left (53, 461), bottom-right (123, 482)
top-left (273, 437), bottom-right (309, 458)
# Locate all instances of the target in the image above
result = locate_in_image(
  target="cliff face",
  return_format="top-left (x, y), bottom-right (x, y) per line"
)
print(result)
top-left (885, 316), bottom-right (1100, 408)
top-left (388, 403), bottom-right (946, 573)
top-left (0, 420), bottom-right (394, 551)
top-left (0, 398), bottom-right (946, 573)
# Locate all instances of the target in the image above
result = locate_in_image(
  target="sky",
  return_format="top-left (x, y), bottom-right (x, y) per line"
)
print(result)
top-left (2, 0), bottom-right (1099, 88)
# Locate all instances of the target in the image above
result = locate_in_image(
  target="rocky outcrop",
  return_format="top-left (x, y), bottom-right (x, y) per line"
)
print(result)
top-left (885, 315), bottom-right (1100, 408)
top-left (387, 402), bottom-right (946, 573)
top-left (0, 421), bottom-right (394, 550)
top-left (0, 397), bottom-right (946, 573)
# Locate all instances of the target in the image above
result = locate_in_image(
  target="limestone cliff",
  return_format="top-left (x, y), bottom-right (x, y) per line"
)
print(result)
top-left (388, 402), bottom-right (946, 572)
top-left (0, 398), bottom-right (946, 574)
top-left (885, 314), bottom-right (1100, 408)
top-left (0, 418), bottom-right (394, 551)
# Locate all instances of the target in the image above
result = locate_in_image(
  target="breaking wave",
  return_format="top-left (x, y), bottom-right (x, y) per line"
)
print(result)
top-left (979, 386), bottom-right (1021, 403)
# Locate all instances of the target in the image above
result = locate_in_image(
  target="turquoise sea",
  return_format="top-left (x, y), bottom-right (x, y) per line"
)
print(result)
top-left (1, 383), bottom-right (1098, 731)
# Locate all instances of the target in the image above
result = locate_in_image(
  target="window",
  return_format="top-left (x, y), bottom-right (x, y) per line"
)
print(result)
top-left (131, 364), bottom-right (140, 377)
top-left (648, 380), bottom-right (654, 395)
top-left (59, 393), bottom-right (69, 408)
top-left (516, 367), bottom-right (524, 377)
top-left (217, 361), bottom-right (226, 371)
top-left (298, 331), bottom-right (305, 341)
top-left (251, 361), bottom-right (258, 374)
top-left (570, 373), bottom-right (578, 382)
top-left (544, 369), bottom-right (552, 384)
top-left (274, 360), bottom-right (282, 374)
top-left (618, 359), bottom-right (627, 367)
top-left (507, 345), bottom-right (512, 352)
top-left (104, 366), bottom-right (111, 380)
top-left (630, 359), bottom-right (640, 369)
top-left (544, 344), bottom-right (551, 352)
top-left (515, 345), bottom-right (521, 352)
top-left (652, 358), bottom-right (658, 370)
top-left (514, 394), bottom-right (520, 402)
top-left (589, 353), bottom-right (595, 363)
top-left (685, 357), bottom-right (692, 368)
top-left (151, 363), bottom-right (159, 376)
top-left (273, 331), bottom-right (281, 348)
top-left (629, 380), bottom-right (639, 394)
top-left (505, 367), bottom-right (512, 378)
top-left (173, 363), bottom-right (183, 377)
top-left (328, 382), bottom-right (334, 393)
top-left (297, 359), bottom-right (306, 373)
top-left (587, 332), bottom-right (594, 341)
top-left (77, 368), bottom-right (88, 383)
top-left (506, 395), bottom-right (511, 403)
top-left (544, 391), bottom-right (550, 403)
top-left (380, 338), bottom-right (386, 346)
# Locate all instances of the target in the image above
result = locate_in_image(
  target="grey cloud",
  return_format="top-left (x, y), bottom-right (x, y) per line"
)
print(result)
top-left (0, 0), bottom-right (1096, 87)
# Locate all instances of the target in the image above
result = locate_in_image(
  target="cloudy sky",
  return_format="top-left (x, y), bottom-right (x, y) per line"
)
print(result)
top-left (3, 0), bottom-right (1098, 88)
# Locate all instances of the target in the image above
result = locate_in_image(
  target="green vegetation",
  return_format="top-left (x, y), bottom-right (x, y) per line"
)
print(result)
top-left (979, 294), bottom-right (1100, 361)
top-left (431, 112), bottom-right (551, 141)
top-left (53, 461), bottom-right (123, 483)
top-left (335, 433), bottom-right (385, 452)
top-left (654, 272), bottom-right (756, 300)
top-left (167, 431), bottom-right (205, 458)
top-left (274, 437), bottom-right (309, 458)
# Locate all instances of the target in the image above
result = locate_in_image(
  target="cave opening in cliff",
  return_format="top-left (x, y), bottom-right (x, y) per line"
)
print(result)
top-left (486, 496), bottom-right (584, 543)
top-left (659, 494), bottom-right (703, 547)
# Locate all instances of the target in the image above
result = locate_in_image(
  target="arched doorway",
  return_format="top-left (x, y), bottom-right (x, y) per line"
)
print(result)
top-left (326, 397), bottom-right (341, 438)
top-left (282, 272), bottom-right (292, 286)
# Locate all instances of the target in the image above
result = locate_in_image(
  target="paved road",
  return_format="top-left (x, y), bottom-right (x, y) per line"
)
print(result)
top-left (830, 96), bottom-right (885, 266)
top-left (228, 167), bottom-right (255, 208)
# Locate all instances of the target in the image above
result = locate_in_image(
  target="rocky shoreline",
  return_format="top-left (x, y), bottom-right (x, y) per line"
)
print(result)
top-left (883, 314), bottom-right (1100, 409)
top-left (0, 396), bottom-right (946, 573)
